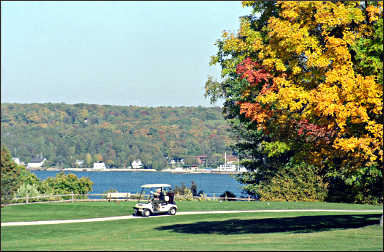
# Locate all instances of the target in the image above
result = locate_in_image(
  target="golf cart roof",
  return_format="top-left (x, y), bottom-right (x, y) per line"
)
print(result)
top-left (140, 184), bottom-right (172, 188)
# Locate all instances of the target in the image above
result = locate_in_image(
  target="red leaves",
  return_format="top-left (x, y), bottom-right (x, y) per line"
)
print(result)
top-left (236, 58), bottom-right (271, 86)
top-left (295, 119), bottom-right (336, 144)
top-left (235, 58), bottom-right (276, 131)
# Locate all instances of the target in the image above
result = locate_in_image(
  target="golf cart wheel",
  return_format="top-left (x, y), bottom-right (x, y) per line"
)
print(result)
top-left (143, 209), bottom-right (151, 217)
top-left (133, 209), bottom-right (138, 216)
top-left (168, 207), bottom-right (177, 215)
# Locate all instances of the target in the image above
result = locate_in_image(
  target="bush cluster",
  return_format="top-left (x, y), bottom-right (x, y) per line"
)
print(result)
top-left (256, 161), bottom-right (328, 202)
top-left (2, 145), bottom-right (94, 205)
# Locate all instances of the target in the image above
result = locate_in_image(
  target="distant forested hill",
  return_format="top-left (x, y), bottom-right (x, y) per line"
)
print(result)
top-left (1, 103), bottom-right (233, 169)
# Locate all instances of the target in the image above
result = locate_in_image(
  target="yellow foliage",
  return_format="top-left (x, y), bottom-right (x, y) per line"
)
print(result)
top-left (233, 1), bottom-right (383, 168)
top-left (366, 4), bottom-right (382, 22)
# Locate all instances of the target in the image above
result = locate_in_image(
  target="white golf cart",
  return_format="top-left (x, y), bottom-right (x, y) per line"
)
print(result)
top-left (133, 184), bottom-right (177, 217)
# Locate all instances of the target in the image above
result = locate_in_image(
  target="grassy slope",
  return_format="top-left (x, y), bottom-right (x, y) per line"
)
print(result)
top-left (1, 212), bottom-right (383, 251)
top-left (1, 200), bottom-right (382, 222)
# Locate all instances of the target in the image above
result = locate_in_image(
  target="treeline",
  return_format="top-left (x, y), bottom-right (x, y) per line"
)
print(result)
top-left (1, 103), bottom-right (234, 169)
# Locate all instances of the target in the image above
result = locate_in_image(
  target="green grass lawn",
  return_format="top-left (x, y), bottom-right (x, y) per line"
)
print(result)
top-left (1, 201), bottom-right (383, 251)
top-left (1, 200), bottom-right (382, 222)
top-left (1, 211), bottom-right (383, 251)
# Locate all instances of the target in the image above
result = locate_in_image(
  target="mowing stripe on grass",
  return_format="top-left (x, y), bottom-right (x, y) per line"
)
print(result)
top-left (2, 209), bottom-right (382, 227)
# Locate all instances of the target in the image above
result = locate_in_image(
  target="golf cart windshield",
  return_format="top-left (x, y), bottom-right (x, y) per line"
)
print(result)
top-left (137, 184), bottom-right (172, 203)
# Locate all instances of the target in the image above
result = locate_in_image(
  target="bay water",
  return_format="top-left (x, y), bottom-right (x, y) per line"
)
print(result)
top-left (32, 171), bottom-right (246, 198)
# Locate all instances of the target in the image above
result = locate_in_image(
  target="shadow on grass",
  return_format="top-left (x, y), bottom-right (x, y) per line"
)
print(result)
top-left (156, 214), bottom-right (382, 234)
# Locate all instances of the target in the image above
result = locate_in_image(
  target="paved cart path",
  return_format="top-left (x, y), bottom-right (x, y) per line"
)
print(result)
top-left (2, 209), bottom-right (382, 227)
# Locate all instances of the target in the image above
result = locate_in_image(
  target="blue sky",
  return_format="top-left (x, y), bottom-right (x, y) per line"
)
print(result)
top-left (1, 1), bottom-right (251, 107)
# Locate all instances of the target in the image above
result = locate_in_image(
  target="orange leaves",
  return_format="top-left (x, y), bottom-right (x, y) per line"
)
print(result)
top-left (366, 4), bottom-right (382, 23)
top-left (239, 102), bottom-right (272, 130)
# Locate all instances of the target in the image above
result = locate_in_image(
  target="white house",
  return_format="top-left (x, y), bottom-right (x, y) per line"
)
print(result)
top-left (93, 161), bottom-right (106, 169)
top-left (169, 158), bottom-right (185, 168)
top-left (131, 159), bottom-right (143, 169)
top-left (27, 158), bottom-right (46, 169)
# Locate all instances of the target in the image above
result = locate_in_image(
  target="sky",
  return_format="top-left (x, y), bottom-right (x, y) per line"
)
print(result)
top-left (1, 1), bottom-right (251, 107)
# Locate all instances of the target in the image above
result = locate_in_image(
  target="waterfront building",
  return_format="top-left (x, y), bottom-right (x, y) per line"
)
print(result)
top-left (132, 159), bottom-right (143, 169)
top-left (27, 157), bottom-right (46, 169)
top-left (168, 158), bottom-right (185, 168)
top-left (93, 161), bottom-right (106, 169)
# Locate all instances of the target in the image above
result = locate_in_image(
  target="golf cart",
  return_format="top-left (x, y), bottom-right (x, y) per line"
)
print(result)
top-left (133, 184), bottom-right (177, 217)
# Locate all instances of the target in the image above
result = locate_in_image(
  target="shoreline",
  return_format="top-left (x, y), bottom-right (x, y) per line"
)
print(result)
top-left (28, 168), bottom-right (244, 175)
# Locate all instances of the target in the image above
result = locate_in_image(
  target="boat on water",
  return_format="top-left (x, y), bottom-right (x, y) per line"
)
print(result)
top-left (211, 152), bottom-right (247, 173)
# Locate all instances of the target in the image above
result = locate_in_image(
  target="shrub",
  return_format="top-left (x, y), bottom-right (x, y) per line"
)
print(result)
top-left (41, 172), bottom-right (93, 200)
top-left (174, 182), bottom-right (187, 195)
top-left (197, 192), bottom-right (208, 201)
top-left (15, 183), bottom-right (40, 203)
top-left (257, 160), bottom-right (328, 202)
top-left (220, 191), bottom-right (236, 201)
top-left (173, 181), bottom-right (200, 201)
top-left (326, 166), bottom-right (383, 205)
top-left (183, 188), bottom-right (194, 201)
top-left (174, 181), bottom-right (200, 197)
top-left (175, 188), bottom-right (194, 201)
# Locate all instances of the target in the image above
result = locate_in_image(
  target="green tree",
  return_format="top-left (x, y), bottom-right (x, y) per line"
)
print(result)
top-left (1, 145), bottom-right (23, 204)
top-left (42, 172), bottom-right (93, 198)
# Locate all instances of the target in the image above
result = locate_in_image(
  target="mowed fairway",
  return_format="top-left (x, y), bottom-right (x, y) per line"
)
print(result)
top-left (1, 201), bottom-right (383, 251)
top-left (2, 200), bottom-right (382, 223)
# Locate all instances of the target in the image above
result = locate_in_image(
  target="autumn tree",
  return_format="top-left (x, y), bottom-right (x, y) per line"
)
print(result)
top-left (85, 153), bottom-right (93, 167)
top-left (207, 1), bottom-right (383, 203)
top-left (94, 153), bottom-right (103, 162)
